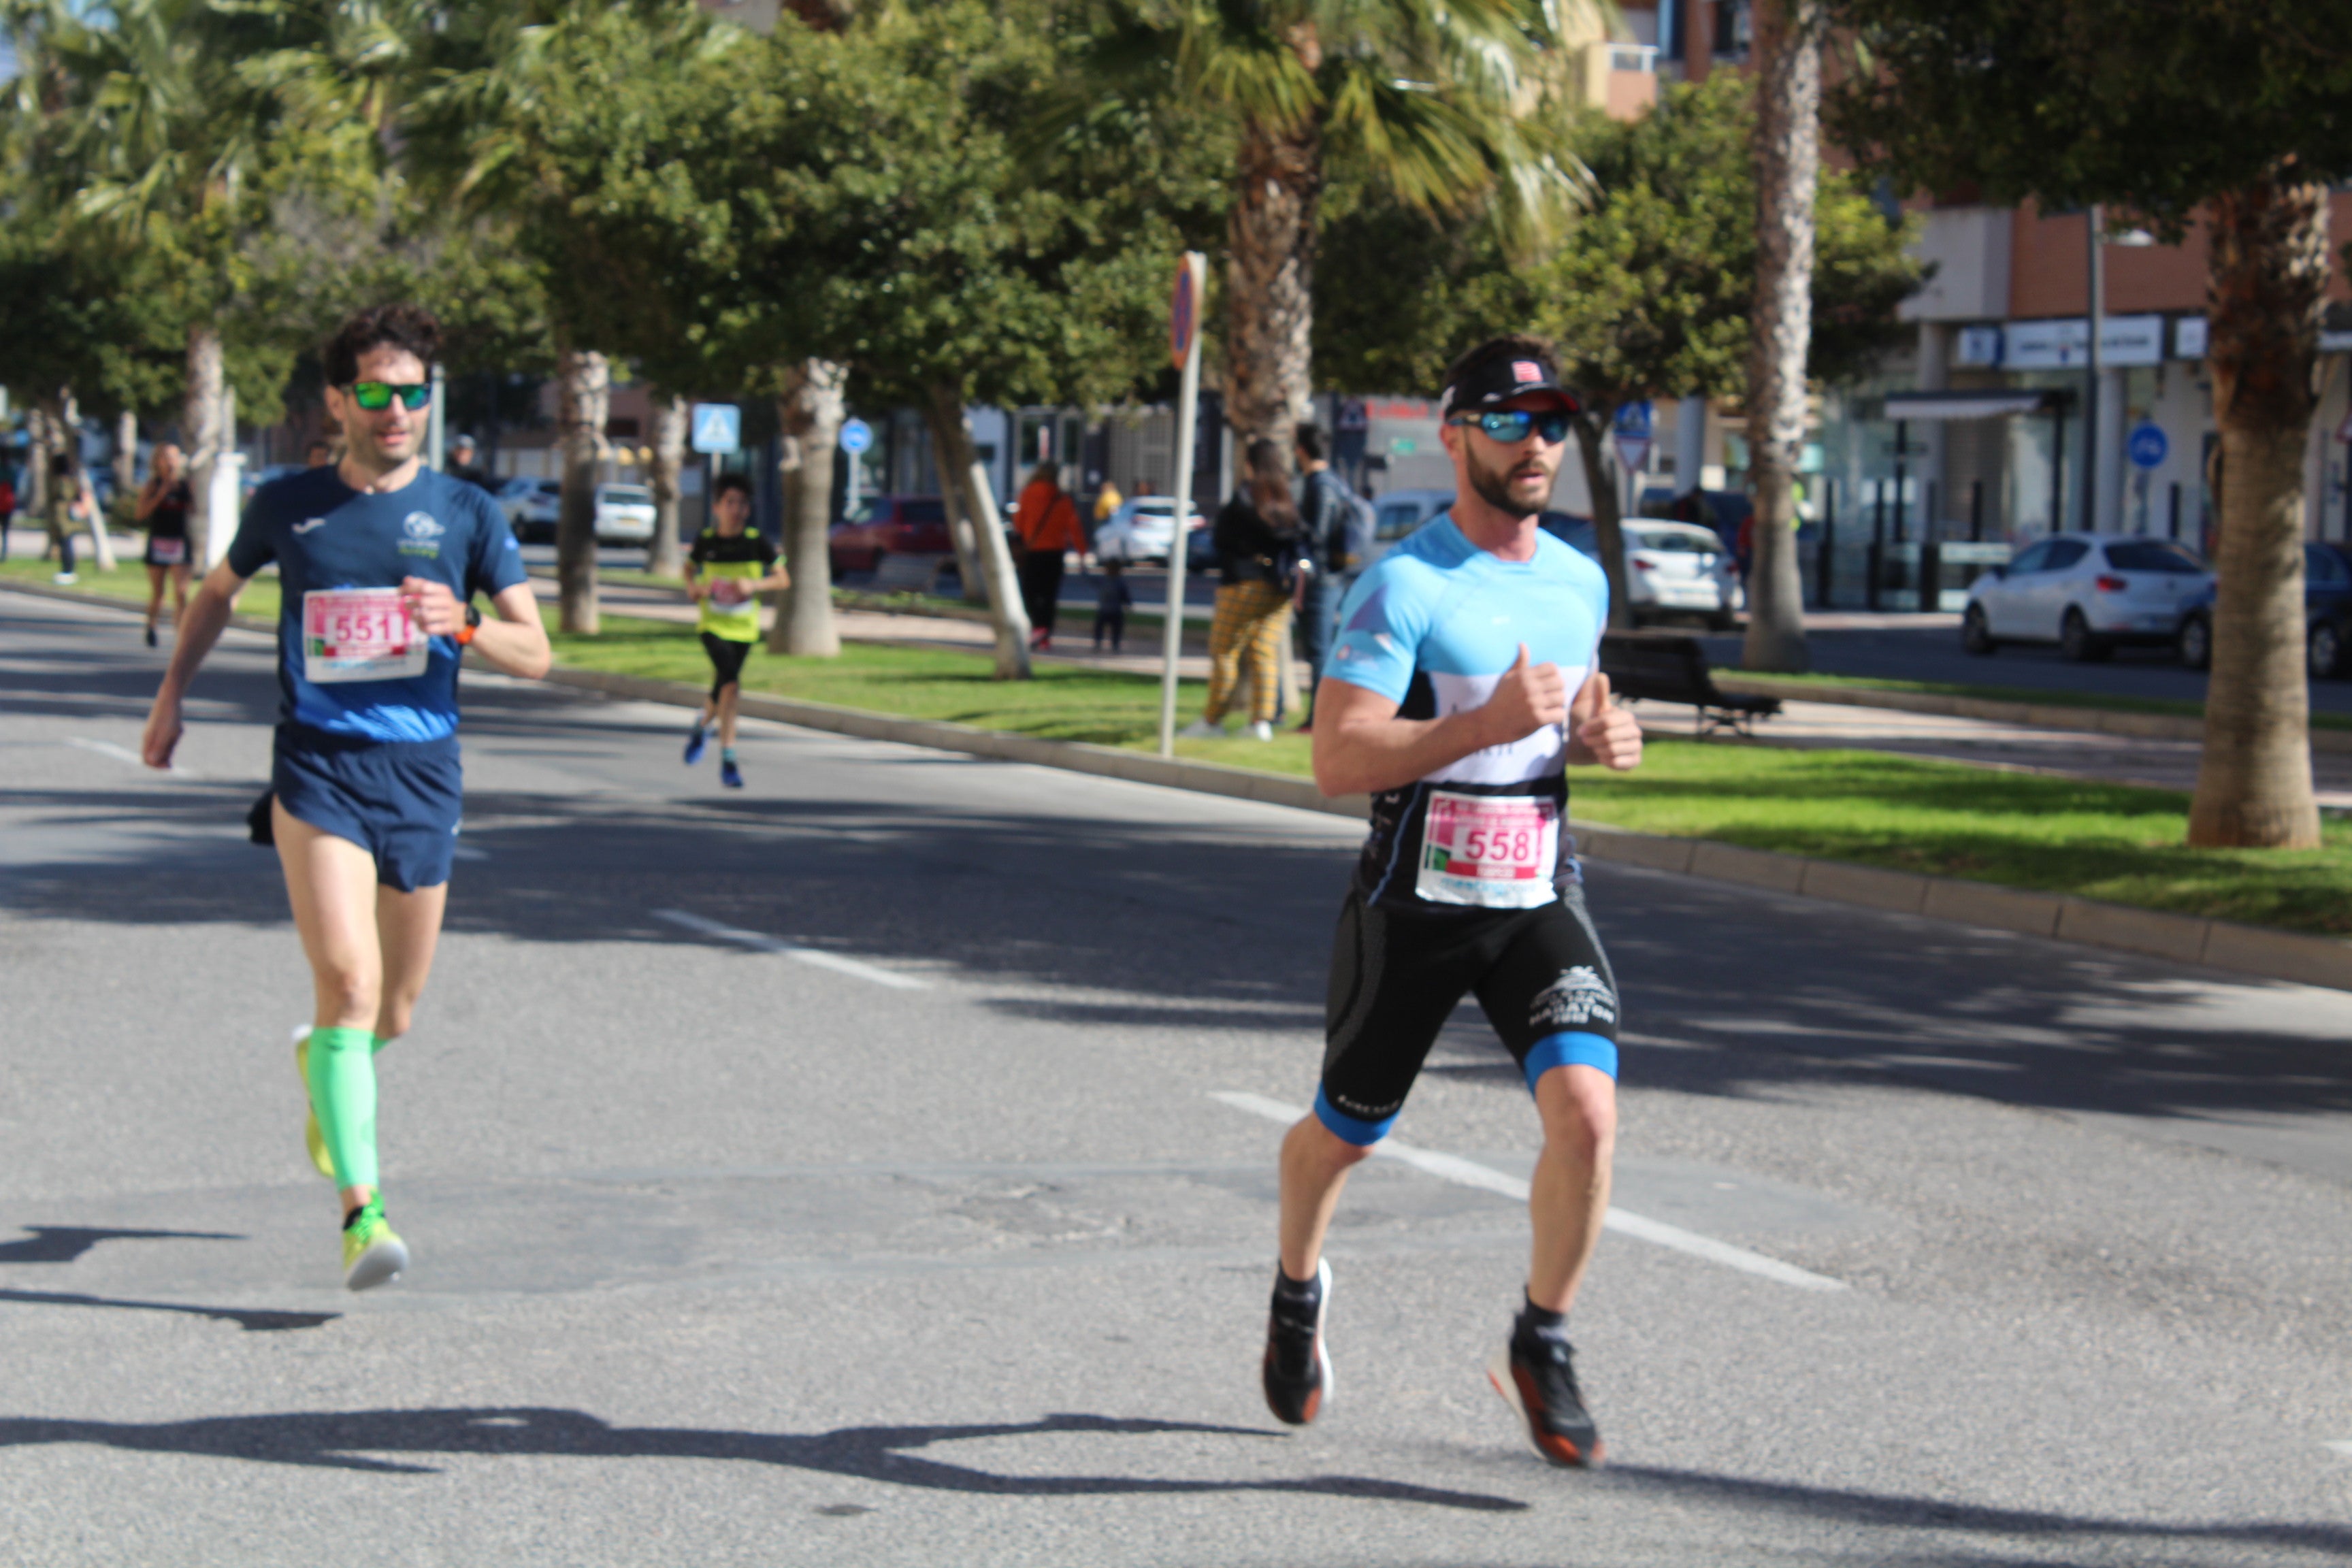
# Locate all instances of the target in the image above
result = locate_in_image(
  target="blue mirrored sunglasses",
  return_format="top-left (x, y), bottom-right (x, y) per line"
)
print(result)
top-left (1449, 409), bottom-right (1571, 445)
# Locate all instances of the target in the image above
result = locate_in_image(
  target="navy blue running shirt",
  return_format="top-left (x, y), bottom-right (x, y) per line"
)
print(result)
top-left (1323, 513), bottom-right (1608, 908)
top-left (227, 466), bottom-right (529, 742)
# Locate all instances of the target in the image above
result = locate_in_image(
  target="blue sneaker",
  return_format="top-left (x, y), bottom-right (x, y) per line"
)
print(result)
top-left (721, 754), bottom-right (744, 789)
top-left (683, 724), bottom-right (707, 766)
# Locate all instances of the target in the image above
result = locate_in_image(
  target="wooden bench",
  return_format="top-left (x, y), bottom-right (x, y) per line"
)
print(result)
top-left (1598, 632), bottom-right (1784, 738)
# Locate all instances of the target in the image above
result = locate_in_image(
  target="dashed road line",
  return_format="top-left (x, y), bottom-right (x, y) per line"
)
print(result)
top-left (653, 909), bottom-right (930, 992)
top-left (1210, 1091), bottom-right (1848, 1293)
top-left (68, 736), bottom-right (196, 778)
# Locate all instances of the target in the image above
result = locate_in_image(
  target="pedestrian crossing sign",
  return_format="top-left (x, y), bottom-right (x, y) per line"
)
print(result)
top-left (691, 404), bottom-right (741, 455)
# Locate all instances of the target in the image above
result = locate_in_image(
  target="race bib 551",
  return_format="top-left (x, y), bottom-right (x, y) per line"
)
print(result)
top-left (302, 588), bottom-right (428, 684)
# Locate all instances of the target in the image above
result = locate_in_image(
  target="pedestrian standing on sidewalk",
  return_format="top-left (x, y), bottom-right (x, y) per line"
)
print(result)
top-left (1013, 461), bottom-right (1084, 651)
top-left (1092, 558), bottom-right (1133, 653)
top-left (43, 452), bottom-right (95, 585)
top-left (1292, 423), bottom-right (1367, 732)
top-left (682, 472), bottom-right (789, 790)
top-left (1181, 438), bottom-right (1300, 742)
top-left (137, 443), bottom-right (195, 647)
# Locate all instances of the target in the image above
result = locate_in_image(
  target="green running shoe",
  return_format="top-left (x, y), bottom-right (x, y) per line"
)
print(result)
top-left (342, 1198), bottom-right (408, 1292)
top-left (293, 1026), bottom-right (335, 1181)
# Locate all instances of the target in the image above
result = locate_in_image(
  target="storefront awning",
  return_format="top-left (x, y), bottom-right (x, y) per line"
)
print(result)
top-left (1880, 390), bottom-right (2063, 421)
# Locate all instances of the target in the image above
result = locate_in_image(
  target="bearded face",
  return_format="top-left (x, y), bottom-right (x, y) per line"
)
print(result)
top-left (1460, 421), bottom-right (1563, 519)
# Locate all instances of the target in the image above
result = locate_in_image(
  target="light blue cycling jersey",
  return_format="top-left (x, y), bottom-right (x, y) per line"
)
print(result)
top-left (1323, 513), bottom-right (1608, 907)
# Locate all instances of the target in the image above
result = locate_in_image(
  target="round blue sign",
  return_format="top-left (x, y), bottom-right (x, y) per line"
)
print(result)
top-left (2127, 421), bottom-right (2168, 470)
top-left (839, 417), bottom-right (872, 455)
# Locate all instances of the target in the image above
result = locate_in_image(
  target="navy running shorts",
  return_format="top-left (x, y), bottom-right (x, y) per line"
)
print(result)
top-left (272, 724), bottom-right (463, 893)
top-left (1316, 882), bottom-right (1620, 1145)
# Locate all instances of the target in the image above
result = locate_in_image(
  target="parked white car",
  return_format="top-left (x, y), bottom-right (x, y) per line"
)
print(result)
top-left (1365, 489), bottom-right (1455, 565)
top-left (1622, 518), bottom-right (1742, 629)
top-left (1961, 532), bottom-right (2210, 662)
top-left (593, 483), bottom-right (658, 544)
top-left (1094, 495), bottom-right (1210, 569)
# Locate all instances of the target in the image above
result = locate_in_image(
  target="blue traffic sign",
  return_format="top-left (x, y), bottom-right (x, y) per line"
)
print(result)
top-left (690, 403), bottom-right (740, 455)
top-left (2127, 421), bottom-right (2169, 470)
top-left (1612, 401), bottom-right (1654, 439)
top-left (839, 417), bottom-right (872, 455)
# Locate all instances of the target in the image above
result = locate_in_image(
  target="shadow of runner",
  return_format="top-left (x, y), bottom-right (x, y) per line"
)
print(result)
top-left (0, 1407), bottom-right (1524, 1510)
top-left (0, 1226), bottom-right (244, 1264)
top-left (0, 1290), bottom-right (336, 1333)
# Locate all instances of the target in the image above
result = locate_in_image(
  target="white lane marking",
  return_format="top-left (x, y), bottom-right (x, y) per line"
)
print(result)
top-left (451, 844), bottom-right (491, 862)
top-left (653, 909), bottom-right (930, 992)
top-left (1210, 1091), bottom-right (1848, 1293)
top-left (68, 736), bottom-right (197, 779)
top-left (2325, 1440), bottom-right (2352, 1460)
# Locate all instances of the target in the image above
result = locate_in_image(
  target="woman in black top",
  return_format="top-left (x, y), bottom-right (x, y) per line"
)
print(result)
top-left (135, 442), bottom-right (193, 647)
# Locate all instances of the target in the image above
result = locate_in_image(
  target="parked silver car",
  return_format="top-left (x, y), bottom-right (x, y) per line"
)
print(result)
top-left (1961, 533), bottom-right (2210, 662)
top-left (1093, 495), bottom-right (1211, 570)
top-left (593, 483), bottom-right (658, 544)
top-left (500, 477), bottom-right (562, 542)
top-left (1365, 489), bottom-right (1455, 565)
top-left (1622, 518), bottom-right (1742, 629)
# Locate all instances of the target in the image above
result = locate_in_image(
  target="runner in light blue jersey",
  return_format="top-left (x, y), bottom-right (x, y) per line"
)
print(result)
top-left (1255, 335), bottom-right (1646, 1469)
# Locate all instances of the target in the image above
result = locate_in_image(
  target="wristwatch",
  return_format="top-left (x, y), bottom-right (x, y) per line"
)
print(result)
top-left (454, 603), bottom-right (482, 647)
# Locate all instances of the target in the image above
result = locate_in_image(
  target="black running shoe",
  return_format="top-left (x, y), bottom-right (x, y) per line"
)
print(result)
top-left (1488, 1330), bottom-right (1603, 1467)
top-left (1261, 1259), bottom-right (1332, 1425)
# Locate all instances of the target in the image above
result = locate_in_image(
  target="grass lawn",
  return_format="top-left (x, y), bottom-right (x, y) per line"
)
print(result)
top-left (541, 617), bottom-right (2352, 938)
top-left (1722, 666), bottom-right (2352, 733)
top-left (0, 557), bottom-right (287, 623)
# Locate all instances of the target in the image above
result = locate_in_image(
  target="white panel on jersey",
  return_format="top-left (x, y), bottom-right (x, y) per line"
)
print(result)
top-left (1421, 666), bottom-right (1589, 785)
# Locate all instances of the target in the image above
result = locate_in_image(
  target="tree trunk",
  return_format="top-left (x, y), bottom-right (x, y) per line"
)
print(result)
top-left (1224, 118), bottom-right (1322, 453)
top-left (921, 402), bottom-right (987, 606)
top-left (647, 393), bottom-right (688, 578)
top-left (926, 381), bottom-right (1032, 679)
top-left (1573, 412), bottom-right (1634, 631)
top-left (1740, 0), bottom-right (1821, 675)
top-left (2188, 172), bottom-right (2326, 849)
top-left (182, 325), bottom-right (225, 568)
top-left (555, 347), bottom-right (609, 635)
top-left (770, 357), bottom-right (845, 657)
top-left (112, 409), bottom-right (137, 503)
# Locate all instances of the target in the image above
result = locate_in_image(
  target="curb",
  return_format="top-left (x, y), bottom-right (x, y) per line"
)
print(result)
top-left (1712, 670), bottom-right (2352, 755)
top-left (11, 576), bottom-right (2348, 994)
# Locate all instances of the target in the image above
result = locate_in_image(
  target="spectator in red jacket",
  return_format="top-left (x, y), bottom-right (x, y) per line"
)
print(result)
top-left (1013, 461), bottom-right (1085, 650)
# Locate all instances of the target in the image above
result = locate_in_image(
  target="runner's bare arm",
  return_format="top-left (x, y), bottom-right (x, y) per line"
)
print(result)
top-left (683, 560), bottom-right (705, 603)
top-left (142, 559), bottom-right (252, 768)
top-left (402, 577), bottom-right (551, 681)
top-left (1311, 643), bottom-right (1566, 798)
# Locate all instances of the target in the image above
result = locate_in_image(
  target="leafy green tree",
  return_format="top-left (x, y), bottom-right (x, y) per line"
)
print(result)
top-left (1316, 75), bottom-right (1921, 625)
top-left (1068, 0), bottom-right (1588, 461)
top-left (1831, 0), bottom-right (2349, 847)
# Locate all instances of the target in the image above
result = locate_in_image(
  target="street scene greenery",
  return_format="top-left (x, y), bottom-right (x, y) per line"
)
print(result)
top-left (4, 0), bottom-right (2347, 894)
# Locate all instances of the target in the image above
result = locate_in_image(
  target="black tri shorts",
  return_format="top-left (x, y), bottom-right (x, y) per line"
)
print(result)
top-left (1316, 883), bottom-right (1620, 1146)
top-left (700, 632), bottom-right (753, 699)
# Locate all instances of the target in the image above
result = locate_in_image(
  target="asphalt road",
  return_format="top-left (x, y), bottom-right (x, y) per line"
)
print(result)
top-left (5, 590), bottom-right (2350, 1567)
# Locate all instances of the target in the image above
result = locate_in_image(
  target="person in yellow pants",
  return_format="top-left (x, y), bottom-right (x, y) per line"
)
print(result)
top-left (681, 473), bottom-right (789, 788)
top-left (1183, 438), bottom-right (1298, 741)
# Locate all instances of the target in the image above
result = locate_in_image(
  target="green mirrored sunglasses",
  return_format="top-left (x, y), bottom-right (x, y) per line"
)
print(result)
top-left (346, 381), bottom-right (432, 412)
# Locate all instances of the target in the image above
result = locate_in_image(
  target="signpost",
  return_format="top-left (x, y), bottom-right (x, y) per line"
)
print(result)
top-left (690, 404), bottom-right (741, 533)
top-left (840, 417), bottom-right (872, 512)
top-left (2127, 421), bottom-right (2168, 471)
top-left (1612, 401), bottom-right (1654, 516)
top-left (1158, 252), bottom-right (1208, 758)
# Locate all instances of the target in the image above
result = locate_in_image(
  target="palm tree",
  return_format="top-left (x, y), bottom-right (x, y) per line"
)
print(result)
top-left (1075, 0), bottom-right (1592, 454)
top-left (1741, 0), bottom-right (1823, 674)
top-left (5, 0), bottom-right (282, 565)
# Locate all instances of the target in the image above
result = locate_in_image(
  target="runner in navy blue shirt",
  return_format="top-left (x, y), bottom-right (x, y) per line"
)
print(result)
top-left (142, 304), bottom-right (551, 1292)
top-left (1256, 336), bottom-right (1644, 1468)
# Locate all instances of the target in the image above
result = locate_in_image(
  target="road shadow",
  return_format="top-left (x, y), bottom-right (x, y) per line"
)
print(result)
top-left (0, 1407), bottom-right (1524, 1509)
top-left (0, 1226), bottom-right (243, 1264)
top-left (0, 1289), bottom-right (336, 1333)
top-left (1602, 1463), bottom-right (2352, 1558)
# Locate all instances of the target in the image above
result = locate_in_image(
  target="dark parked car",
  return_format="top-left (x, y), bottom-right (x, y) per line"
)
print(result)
top-left (828, 495), bottom-right (952, 576)
top-left (2176, 540), bottom-right (2352, 676)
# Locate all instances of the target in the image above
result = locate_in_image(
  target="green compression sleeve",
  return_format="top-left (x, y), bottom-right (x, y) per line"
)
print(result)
top-left (304, 1026), bottom-right (379, 1191)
